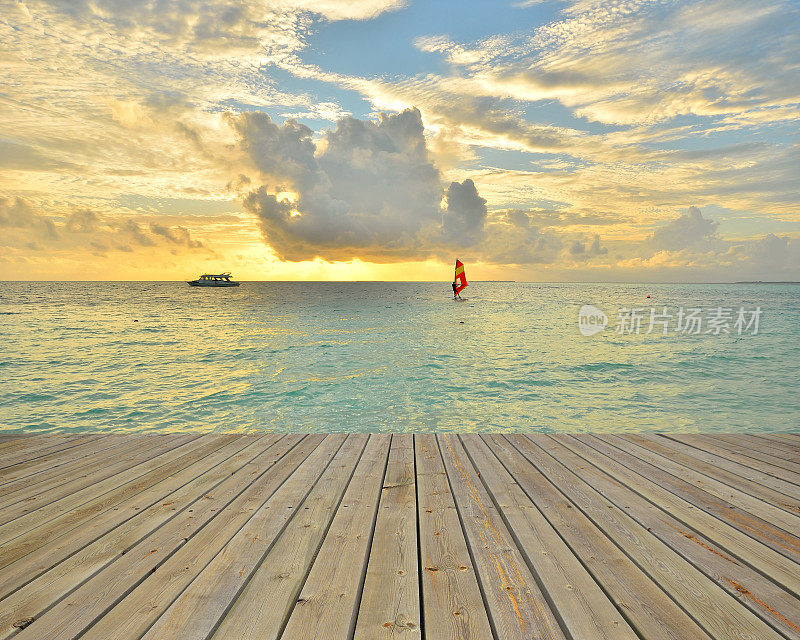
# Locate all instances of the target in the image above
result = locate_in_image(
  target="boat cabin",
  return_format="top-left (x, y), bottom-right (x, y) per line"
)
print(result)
top-left (198, 273), bottom-right (233, 282)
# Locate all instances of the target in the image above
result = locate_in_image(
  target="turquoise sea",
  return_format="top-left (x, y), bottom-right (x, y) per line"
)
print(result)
top-left (1, 282), bottom-right (798, 433)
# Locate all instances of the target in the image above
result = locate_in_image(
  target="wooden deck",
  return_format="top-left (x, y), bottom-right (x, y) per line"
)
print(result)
top-left (0, 433), bottom-right (799, 640)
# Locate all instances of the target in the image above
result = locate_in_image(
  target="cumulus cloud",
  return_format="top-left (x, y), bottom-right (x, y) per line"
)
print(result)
top-left (150, 223), bottom-right (205, 248)
top-left (65, 210), bottom-right (102, 233)
top-left (477, 209), bottom-right (565, 265)
top-left (236, 108), bottom-right (448, 261)
top-left (0, 0), bottom-right (404, 215)
top-left (649, 206), bottom-right (720, 252)
top-left (229, 113), bottom-right (319, 190)
top-left (3, 0), bottom-right (798, 281)
top-left (739, 233), bottom-right (800, 277)
top-left (232, 108), bottom-right (621, 266)
top-left (0, 197), bottom-right (59, 239)
top-left (346, 0), bottom-right (799, 223)
top-left (0, 197), bottom-right (207, 255)
top-left (631, 206), bottom-right (800, 279)
top-left (442, 178), bottom-right (488, 245)
top-left (569, 234), bottom-right (608, 259)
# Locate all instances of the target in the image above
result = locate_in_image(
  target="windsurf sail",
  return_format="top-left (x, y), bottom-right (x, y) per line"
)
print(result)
top-left (454, 259), bottom-right (468, 293)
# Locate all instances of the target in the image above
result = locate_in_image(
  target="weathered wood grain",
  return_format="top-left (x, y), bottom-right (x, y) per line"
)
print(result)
top-left (522, 434), bottom-right (783, 640)
top-left (493, 434), bottom-right (714, 640)
top-left (0, 435), bottom-right (118, 485)
top-left (415, 433), bottom-right (493, 640)
top-left (353, 434), bottom-right (421, 640)
top-left (552, 435), bottom-right (800, 640)
top-left (667, 434), bottom-right (800, 482)
top-left (604, 434), bottom-right (800, 564)
top-left (462, 435), bottom-right (638, 640)
top-left (8, 435), bottom-right (313, 640)
top-left (0, 433), bottom-right (798, 640)
top-left (212, 434), bottom-right (369, 640)
top-left (580, 434), bottom-right (800, 596)
top-left (139, 435), bottom-right (348, 640)
top-left (439, 434), bottom-right (567, 640)
top-left (279, 434), bottom-right (391, 640)
top-left (0, 436), bottom-right (265, 609)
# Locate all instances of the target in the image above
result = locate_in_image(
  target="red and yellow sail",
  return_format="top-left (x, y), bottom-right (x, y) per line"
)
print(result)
top-left (454, 259), bottom-right (468, 293)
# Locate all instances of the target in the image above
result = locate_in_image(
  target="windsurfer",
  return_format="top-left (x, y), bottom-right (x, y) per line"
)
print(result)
top-left (453, 259), bottom-right (468, 299)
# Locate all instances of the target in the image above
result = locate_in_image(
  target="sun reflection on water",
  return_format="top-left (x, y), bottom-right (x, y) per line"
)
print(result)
top-left (1, 281), bottom-right (798, 433)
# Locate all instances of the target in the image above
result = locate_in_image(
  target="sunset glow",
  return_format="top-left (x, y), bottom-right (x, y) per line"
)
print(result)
top-left (2, 0), bottom-right (798, 281)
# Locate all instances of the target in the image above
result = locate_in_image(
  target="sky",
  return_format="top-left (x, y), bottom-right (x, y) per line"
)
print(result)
top-left (1, 0), bottom-right (798, 281)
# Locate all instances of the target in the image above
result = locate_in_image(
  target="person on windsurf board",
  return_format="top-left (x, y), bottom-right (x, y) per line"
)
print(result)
top-left (453, 259), bottom-right (468, 299)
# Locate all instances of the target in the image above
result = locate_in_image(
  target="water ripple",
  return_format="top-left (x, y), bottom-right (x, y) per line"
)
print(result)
top-left (1, 281), bottom-right (798, 433)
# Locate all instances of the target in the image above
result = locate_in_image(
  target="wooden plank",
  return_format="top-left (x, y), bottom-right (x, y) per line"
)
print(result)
top-left (0, 436), bottom-right (228, 571)
top-left (0, 436), bottom-right (278, 635)
top-left (137, 435), bottom-right (349, 640)
top-left (0, 435), bottom-right (261, 601)
top-left (488, 435), bottom-right (712, 640)
top-left (575, 435), bottom-right (800, 597)
top-left (277, 434), bottom-right (391, 640)
top-left (0, 435), bottom-right (41, 450)
top-left (612, 435), bottom-right (800, 558)
top-left (0, 435), bottom-right (76, 459)
top-left (629, 434), bottom-right (800, 513)
top-left (727, 435), bottom-right (800, 464)
top-left (549, 435), bottom-right (800, 640)
top-left (0, 435), bottom-right (102, 469)
top-left (0, 433), bottom-right (796, 640)
top-left (516, 434), bottom-right (783, 640)
top-left (0, 435), bottom-right (171, 510)
top-left (415, 434), bottom-right (493, 640)
top-left (438, 434), bottom-right (567, 640)
top-left (462, 435), bottom-right (639, 640)
top-left (0, 435), bottom-right (198, 527)
top-left (759, 434), bottom-right (800, 447)
top-left (78, 436), bottom-right (329, 640)
top-left (0, 436), bottom-right (43, 455)
top-left (0, 435), bottom-right (208, 555)
top-left (0, 435), bottom-right (107, 462)
top-left (212, 435), bottom-right (369, 640)
top-left (0, 435), bottom-right (118, 484)
top-left (668, 434), bottom-right (800, 486)
top-left (752, 435), bottom-right (800, 459)
top-left (699, 435), bottom-right (800, 477)
top-left (9, 435), bottom-right (314, 640)
top-left (352, 434), bottom-right (421, 640)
